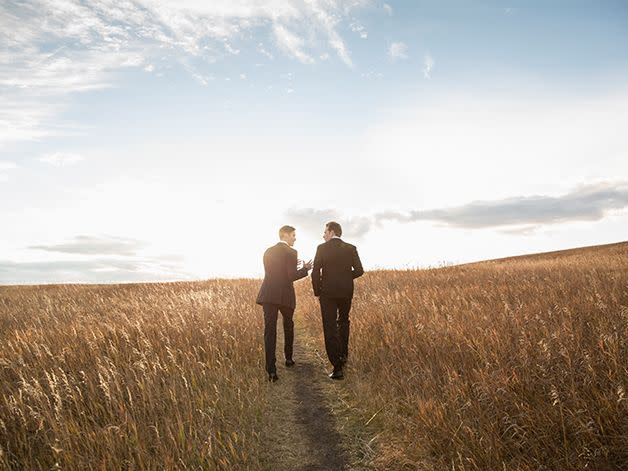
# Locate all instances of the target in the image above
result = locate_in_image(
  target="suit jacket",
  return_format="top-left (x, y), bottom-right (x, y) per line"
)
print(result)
top-left (256, 242), bottom-right (309, 309)
top-left (311, 238), bottom-right (363, 299)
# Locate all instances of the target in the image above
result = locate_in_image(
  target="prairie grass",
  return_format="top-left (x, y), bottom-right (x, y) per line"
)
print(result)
top-left (0, 242), bottom-right (626, 469)
top-left (300, 241), bottom-right (627, 470)
top-left (0, 280), bottom-right (266, 469)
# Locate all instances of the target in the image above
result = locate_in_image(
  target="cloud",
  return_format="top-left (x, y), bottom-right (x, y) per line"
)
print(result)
top-left (383, 3), bottom-right (393, 16)
top-left (499, 226), bottom-right (539, 236)
top-left (38, 152), bottom-right (84, 166)
top-left (350, 21), bottom-right (368, 39)
top-left (257, 42), bottom-right (274, 59)
top-left (223, 41), bottom-right (240, 55)
top-left (284, 207), bottom-right (372, 239)
top-left (423, 53), bottom-right (434, 78)
top-left (29, 235), bottom-right (147, 256)
top-left (0, 256), bottom-right (190, 284)
top-left (273, 24), bottom-right (315, 64)
top-left (4, 233), bottom-right (190, 284)
top-left (377, 182), bottom-right (628, 229)
top-left (0, 96), bottom-right (73, 146)
top-left (1, 0), bottom-right (370, 144)
top-left (285, 182), bottom-right (628, 240)
top-left (388, 41), bottom-right (408, 61)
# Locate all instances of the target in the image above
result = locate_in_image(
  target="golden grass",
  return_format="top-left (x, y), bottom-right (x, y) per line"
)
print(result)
top-left (0, 280), bottom-right (266, 469)
top-left (299, 241), bottom-right (628, 470)
top-left (0, 241), bottom-right (626, 469)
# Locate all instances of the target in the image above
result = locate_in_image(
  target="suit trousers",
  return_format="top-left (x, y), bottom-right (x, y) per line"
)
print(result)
top-left (263, 303), bottom-right (295, 374)
top-left (319, 296), bottom-right (352, 368)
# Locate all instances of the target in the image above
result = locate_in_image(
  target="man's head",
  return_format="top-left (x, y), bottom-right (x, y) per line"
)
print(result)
top-left (323, 221), bottom-right (342, 242)
top-left (279, 225), bottom-right (297, 246)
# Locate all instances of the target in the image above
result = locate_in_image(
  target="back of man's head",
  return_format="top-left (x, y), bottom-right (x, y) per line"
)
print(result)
top-left (279, 225), bottom-right (296, 240)
top-left (326, 221), bottom-right (342, 237)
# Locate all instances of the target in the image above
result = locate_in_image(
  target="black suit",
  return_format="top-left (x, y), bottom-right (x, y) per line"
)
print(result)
top-left (256, 242), bottom-right (309, 374)
top-left (311, 238), bottom-right (363, 368)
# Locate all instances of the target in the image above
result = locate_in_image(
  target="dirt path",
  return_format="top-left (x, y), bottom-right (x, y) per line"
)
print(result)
top-left (260, 315), bottom-right (371, 471)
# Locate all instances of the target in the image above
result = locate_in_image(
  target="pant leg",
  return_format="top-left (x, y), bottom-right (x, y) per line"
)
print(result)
top-left (319, 296), bottom-right (342, 368)
top-left (263, 304), bottom-right (279, 374)
top-left (337, 297), bottom-right (352, 359)
top-left (279, 306), bottom-right (295, 361)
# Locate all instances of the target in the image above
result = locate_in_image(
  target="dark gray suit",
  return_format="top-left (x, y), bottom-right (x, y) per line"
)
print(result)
top-left (256, 242), bottom-right (309, 374)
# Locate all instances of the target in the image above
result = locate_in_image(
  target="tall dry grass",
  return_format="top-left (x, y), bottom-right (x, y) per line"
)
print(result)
top-left (300, 242), bottom-right (627, 470)
top-left (0, 280), bottom-right (266, 469)
top-left (1, 242), bottom-right (626, 469)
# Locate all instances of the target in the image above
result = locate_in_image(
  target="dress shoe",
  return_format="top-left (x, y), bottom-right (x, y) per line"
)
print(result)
top-left (285, 359), bottom-right (295, 367)
top-left (328, 368), bottom-right (344, 380)
top-left (268, 373), bottom-right (279, 382)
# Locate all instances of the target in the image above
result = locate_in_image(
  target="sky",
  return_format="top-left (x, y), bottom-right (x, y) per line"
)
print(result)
top-left (1, 0), bottom-right (627, 284)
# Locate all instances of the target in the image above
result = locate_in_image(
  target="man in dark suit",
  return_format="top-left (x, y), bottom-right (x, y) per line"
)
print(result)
top-left (256, 225), bottom-right (311, 382)
top-left (311, 221), bottom-right (363, 380)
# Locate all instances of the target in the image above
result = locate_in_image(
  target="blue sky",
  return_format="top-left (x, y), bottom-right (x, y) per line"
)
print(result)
top-left (1, 0), bottom-right (627, 283)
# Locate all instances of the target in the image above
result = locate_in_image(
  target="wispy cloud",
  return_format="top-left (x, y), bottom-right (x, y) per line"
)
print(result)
top-left (377, 182), bottom-right (628, 229)
top-left (423, 53), bottom-right (434, 78)
top-left (257, 42), bottom-right (274, 59)
top-left (38, 152), bottom-right (84, 167)
top-left (383, 3), bottom-right (393, 16)
top-left (287, 182), bottom-right (628, 239)
top-left (273, 24), bottom-right (315, 64)
top-left (223, 41), bottom-right (240, 56)
top-left (1, 0), bottom-right (370, 144)
top-left (1, 233), bottom-right (190, 284)
top-left (350, 21), bottom-right (368, 39)
top-left (29, 235), bottom-right (147, 256)
top-left (0, 96), bottom-right (72, 145)
top-left (389, 41), bottom-right (408, 61)
top-left (0, 256), bottom-right (190, 284)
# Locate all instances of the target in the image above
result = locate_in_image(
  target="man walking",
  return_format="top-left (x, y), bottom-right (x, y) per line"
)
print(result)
top-left (256, 225), bottom-right (311, 382)
top-left (311, 221), bottom-right (364, 380)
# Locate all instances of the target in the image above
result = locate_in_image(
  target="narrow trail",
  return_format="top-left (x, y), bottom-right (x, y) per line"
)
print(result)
top-left (259, 314), bottom-right (370, 471)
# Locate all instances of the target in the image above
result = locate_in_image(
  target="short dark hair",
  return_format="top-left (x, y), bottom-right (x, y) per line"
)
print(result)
top-left (279, 225), bottom-right (296, 239)
top-left (326, 221), bottom-right (342, 237)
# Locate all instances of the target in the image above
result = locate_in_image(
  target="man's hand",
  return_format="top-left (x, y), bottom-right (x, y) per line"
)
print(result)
top-left (304, 259), bottom-right (313, 271)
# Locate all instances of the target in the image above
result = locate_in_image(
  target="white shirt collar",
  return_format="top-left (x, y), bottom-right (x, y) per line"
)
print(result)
top-left (331, 236), bottom-right (341, 239)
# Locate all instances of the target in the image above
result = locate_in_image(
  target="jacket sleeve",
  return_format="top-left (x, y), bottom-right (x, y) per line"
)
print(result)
top-left (352, 246), bottom-right (364, 279)
top-left (311, 245), bottom-right (322, 296)
top-left (287, 249), bottom-right (308, 282)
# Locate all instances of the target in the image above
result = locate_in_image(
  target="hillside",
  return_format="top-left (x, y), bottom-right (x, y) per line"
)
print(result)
top-left (0, 241), bottom-right (626, 470)
top-left (465, 240), bottom-right (628, 266)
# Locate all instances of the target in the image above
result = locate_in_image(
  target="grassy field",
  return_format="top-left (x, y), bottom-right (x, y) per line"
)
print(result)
top-left (297, 241), bottom-right (628, 470)
top-left (0, 280), bottom-right (267, 469)
top-left (1, 242), bottom-right (626, 469)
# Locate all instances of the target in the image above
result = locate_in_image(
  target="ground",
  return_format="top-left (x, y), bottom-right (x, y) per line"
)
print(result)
top-left (259, 315), bottom-right (375, 471)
